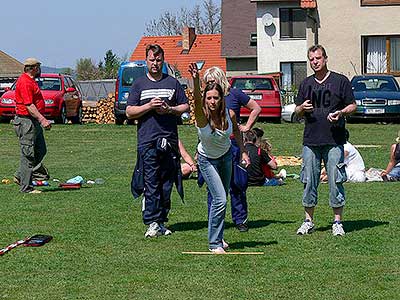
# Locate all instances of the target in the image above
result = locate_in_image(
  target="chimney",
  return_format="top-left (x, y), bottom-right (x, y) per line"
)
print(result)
top-left (182, 27), bottom-right (196, 54)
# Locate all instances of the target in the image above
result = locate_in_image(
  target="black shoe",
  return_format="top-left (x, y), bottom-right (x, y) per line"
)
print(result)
top-left (236, 223), bottom-right (249, 232)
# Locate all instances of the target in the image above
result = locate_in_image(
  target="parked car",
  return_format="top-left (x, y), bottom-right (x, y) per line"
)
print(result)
top-left (114, 61), bottom-right (175, 125)
top-left (281, 103), bottom-right (304, 123)
top-left (349, 74), bottom-right (400, 121)
top-left (229, 75), bottom-right (282, 122)
top-left (0, 73), bottom-right (83, 124)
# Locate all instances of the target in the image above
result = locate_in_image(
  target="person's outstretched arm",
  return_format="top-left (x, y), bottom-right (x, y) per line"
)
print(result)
top-left (188, 63), bottom-right (207, 128)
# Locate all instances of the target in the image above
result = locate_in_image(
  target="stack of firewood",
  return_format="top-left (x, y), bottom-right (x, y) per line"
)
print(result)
top-left (82, 101), bottom-right (97, 124)
top-left (82, 93), bottom-right (116, 124)
top-left (95, 93), bottom-right (115, 124)
top-left (185, 88), bottom-right (195, 125)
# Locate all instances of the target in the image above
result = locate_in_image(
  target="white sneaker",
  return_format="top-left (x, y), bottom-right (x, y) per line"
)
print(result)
top-left (222, 239), bottom-right (229, 250)
top-left (332, 222), bottom-right (345, 236)
top-left (279, 169), bottom-right (287, 180)
top-left (297, 220), bottom-right (315, 235)
top-left (159, 223), bottom-right (172, 236)
top-left (209, 247), bottom-right (226, 254)
top-left (144, 222), bottom-right (162, 238)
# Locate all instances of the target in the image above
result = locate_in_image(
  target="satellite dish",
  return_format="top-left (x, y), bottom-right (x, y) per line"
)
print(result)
top-left (261, 13), bottom-right (274, 27)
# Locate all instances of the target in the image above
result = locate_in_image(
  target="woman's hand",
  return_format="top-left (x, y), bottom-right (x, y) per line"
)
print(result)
top-left (241, 152), bottom-right (251, 168)
top-left (188, 63), bottom-right (199, 79)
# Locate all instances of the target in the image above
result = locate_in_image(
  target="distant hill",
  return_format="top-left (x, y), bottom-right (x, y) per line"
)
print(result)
top-left (41, 66), bottom-right (75, 76)
top-left (41, 66), bottom-right (73, 73)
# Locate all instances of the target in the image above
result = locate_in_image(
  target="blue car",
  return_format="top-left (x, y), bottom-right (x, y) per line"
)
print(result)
top-left (349, 75), bottom-right (400, 121)
top-left (114, 61), bottom-right (175, 124)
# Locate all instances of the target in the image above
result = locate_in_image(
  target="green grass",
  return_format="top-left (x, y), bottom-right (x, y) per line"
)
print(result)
top-left (0, 122), bottom-right (399, 300)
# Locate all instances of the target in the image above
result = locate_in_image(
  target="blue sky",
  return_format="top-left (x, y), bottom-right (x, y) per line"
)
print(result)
top-left (2, 0), bottom-right (204, 68)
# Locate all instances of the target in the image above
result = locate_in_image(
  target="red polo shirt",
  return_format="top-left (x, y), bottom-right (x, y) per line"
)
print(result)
top-left (15, 73), bottom-right (45, 116)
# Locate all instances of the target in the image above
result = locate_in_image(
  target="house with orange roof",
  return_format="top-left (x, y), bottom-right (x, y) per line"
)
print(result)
top-left (130, 27), bottom-right (226, 82)
top-left (0, 50), bottom-right (23, 95)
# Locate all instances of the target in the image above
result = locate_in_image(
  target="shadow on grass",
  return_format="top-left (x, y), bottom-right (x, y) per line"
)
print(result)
top-left (40, 186), bottom-right (93, 193)
top-left (229, 240), bottom-right (278, 250)
top-left (171, 219), bottom-right (294, 232)
top-left (316, 219), bottom-right (389, 233)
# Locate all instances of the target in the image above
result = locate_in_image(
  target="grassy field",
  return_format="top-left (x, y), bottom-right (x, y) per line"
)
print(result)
top-left (0, 122), bottom-right (399, 300)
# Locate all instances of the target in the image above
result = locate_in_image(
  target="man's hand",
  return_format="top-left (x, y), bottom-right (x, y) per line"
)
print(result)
top-left (301, 100), bottom-right (314, 113)
top-left (40, 118), bottom-right (52, 130)
top-left (155, 100), bottom-right (172, 115)
top-left (327, 110), bottom-right (342, 123)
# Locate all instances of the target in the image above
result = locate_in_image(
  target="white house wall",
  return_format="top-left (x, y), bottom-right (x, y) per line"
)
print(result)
top-left (256, 2), bottom-right (307, 74)
top-left (310, 0), bottom-right (400, 81)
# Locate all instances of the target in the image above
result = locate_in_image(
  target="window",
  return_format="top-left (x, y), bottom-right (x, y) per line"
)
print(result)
top-left (280, 62), bottom-right (307, 90)
top-left (280, 8), bottom-right (306, 39)
top-left (361, 0), bottom-right (400, 6)
top-left (363, 36), bottom-right (400, 74)
top-left (250, 32), bottom-right (257, 47)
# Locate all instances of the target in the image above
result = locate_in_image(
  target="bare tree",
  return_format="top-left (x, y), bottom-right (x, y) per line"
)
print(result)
top-left (202, 0), bottom-right (221, 34)
top-left (190, 5), bottom-right (204, 34)
top-left (144, 0), bottom-right (221, 36)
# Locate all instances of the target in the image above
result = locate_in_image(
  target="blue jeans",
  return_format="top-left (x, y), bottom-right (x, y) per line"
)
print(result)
top-left (198, 150), bottom-right (232, 250)
top-left (388, 165), bottom-right (400, 179)
top-left (207, 142), bottom-right (248, 225)
top-left (300, 145), bottom-right (347, 208)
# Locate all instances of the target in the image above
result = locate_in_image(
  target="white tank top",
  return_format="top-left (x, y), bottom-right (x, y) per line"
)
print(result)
top-left (197, 110), bottom-right (232, 159)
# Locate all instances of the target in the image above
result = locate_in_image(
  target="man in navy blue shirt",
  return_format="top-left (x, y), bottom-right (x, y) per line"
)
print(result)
top-left (126, 44), bottom-right (189, 238)
top-left (295, 45), bottom-right (356, 236)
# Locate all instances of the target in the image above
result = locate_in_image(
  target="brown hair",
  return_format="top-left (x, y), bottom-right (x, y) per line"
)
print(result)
top-left (259, 138), bottom-right (272, 153)
top-left (308, 44), bottom-right (328, 58)
top-left (202, 83), bottom-right (227, 132)
top-left (145, 44), bottom-right (164, 58)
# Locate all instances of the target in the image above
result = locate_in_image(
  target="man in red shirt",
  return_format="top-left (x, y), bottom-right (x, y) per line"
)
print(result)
top-left (13, 58), bottom-right (51, 193)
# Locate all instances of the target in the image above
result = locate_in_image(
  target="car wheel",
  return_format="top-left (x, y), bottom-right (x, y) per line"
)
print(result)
top-left (56, 105), bottom-right (68, 124)
top-left (72, 106), bottom-right (82, 124)
top-left (291, 113), bottom-right (304, 123)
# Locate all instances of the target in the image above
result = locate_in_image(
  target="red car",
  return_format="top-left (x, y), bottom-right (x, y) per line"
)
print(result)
top-left (0, 73), bottom-right (83, 124)
top-left (229, 75), bottom-right (282, 122)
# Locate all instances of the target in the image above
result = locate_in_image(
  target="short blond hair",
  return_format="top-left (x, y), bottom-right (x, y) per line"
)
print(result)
top-left (203, 66), bottom-right (230, 96)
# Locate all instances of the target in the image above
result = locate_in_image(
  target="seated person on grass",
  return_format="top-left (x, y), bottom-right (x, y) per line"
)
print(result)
top-left (244, 130), bottom-right (284, 186)
top-left (381, 130), bottom-right (400, 182)
top-left (320, 129), bottom-right (366, 183)
top-left (259, 138), bottom-right (287, 184)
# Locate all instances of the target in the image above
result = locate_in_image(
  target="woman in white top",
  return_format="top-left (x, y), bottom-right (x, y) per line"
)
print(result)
top-left (188, 63), bottom-right (250, 254)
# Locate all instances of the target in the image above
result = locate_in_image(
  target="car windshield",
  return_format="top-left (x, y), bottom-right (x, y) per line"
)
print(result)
top-left (352, 78), bottom-right (398, 92)
top-left (122, 66), bottom-right (146, 87)
top-left (36, 77), bottom-right (62, 91)
top-left (231, 78), bottom-right (273, 90)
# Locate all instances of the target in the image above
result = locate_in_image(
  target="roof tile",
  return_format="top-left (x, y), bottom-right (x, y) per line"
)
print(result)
top-left (300, 0), bottom-right (317, 9)
top-left (130, 34), bottom-right (226, 79)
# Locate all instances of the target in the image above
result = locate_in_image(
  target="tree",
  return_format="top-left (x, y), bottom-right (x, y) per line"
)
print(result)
top-left (100, 50), bottom-right (120, 79)
top-left (75, 58), bottom-right (100, 80)
top-left (202, 0), bottom-right (221, 34)
top-left (144, 0), bottom-right (221, 36)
